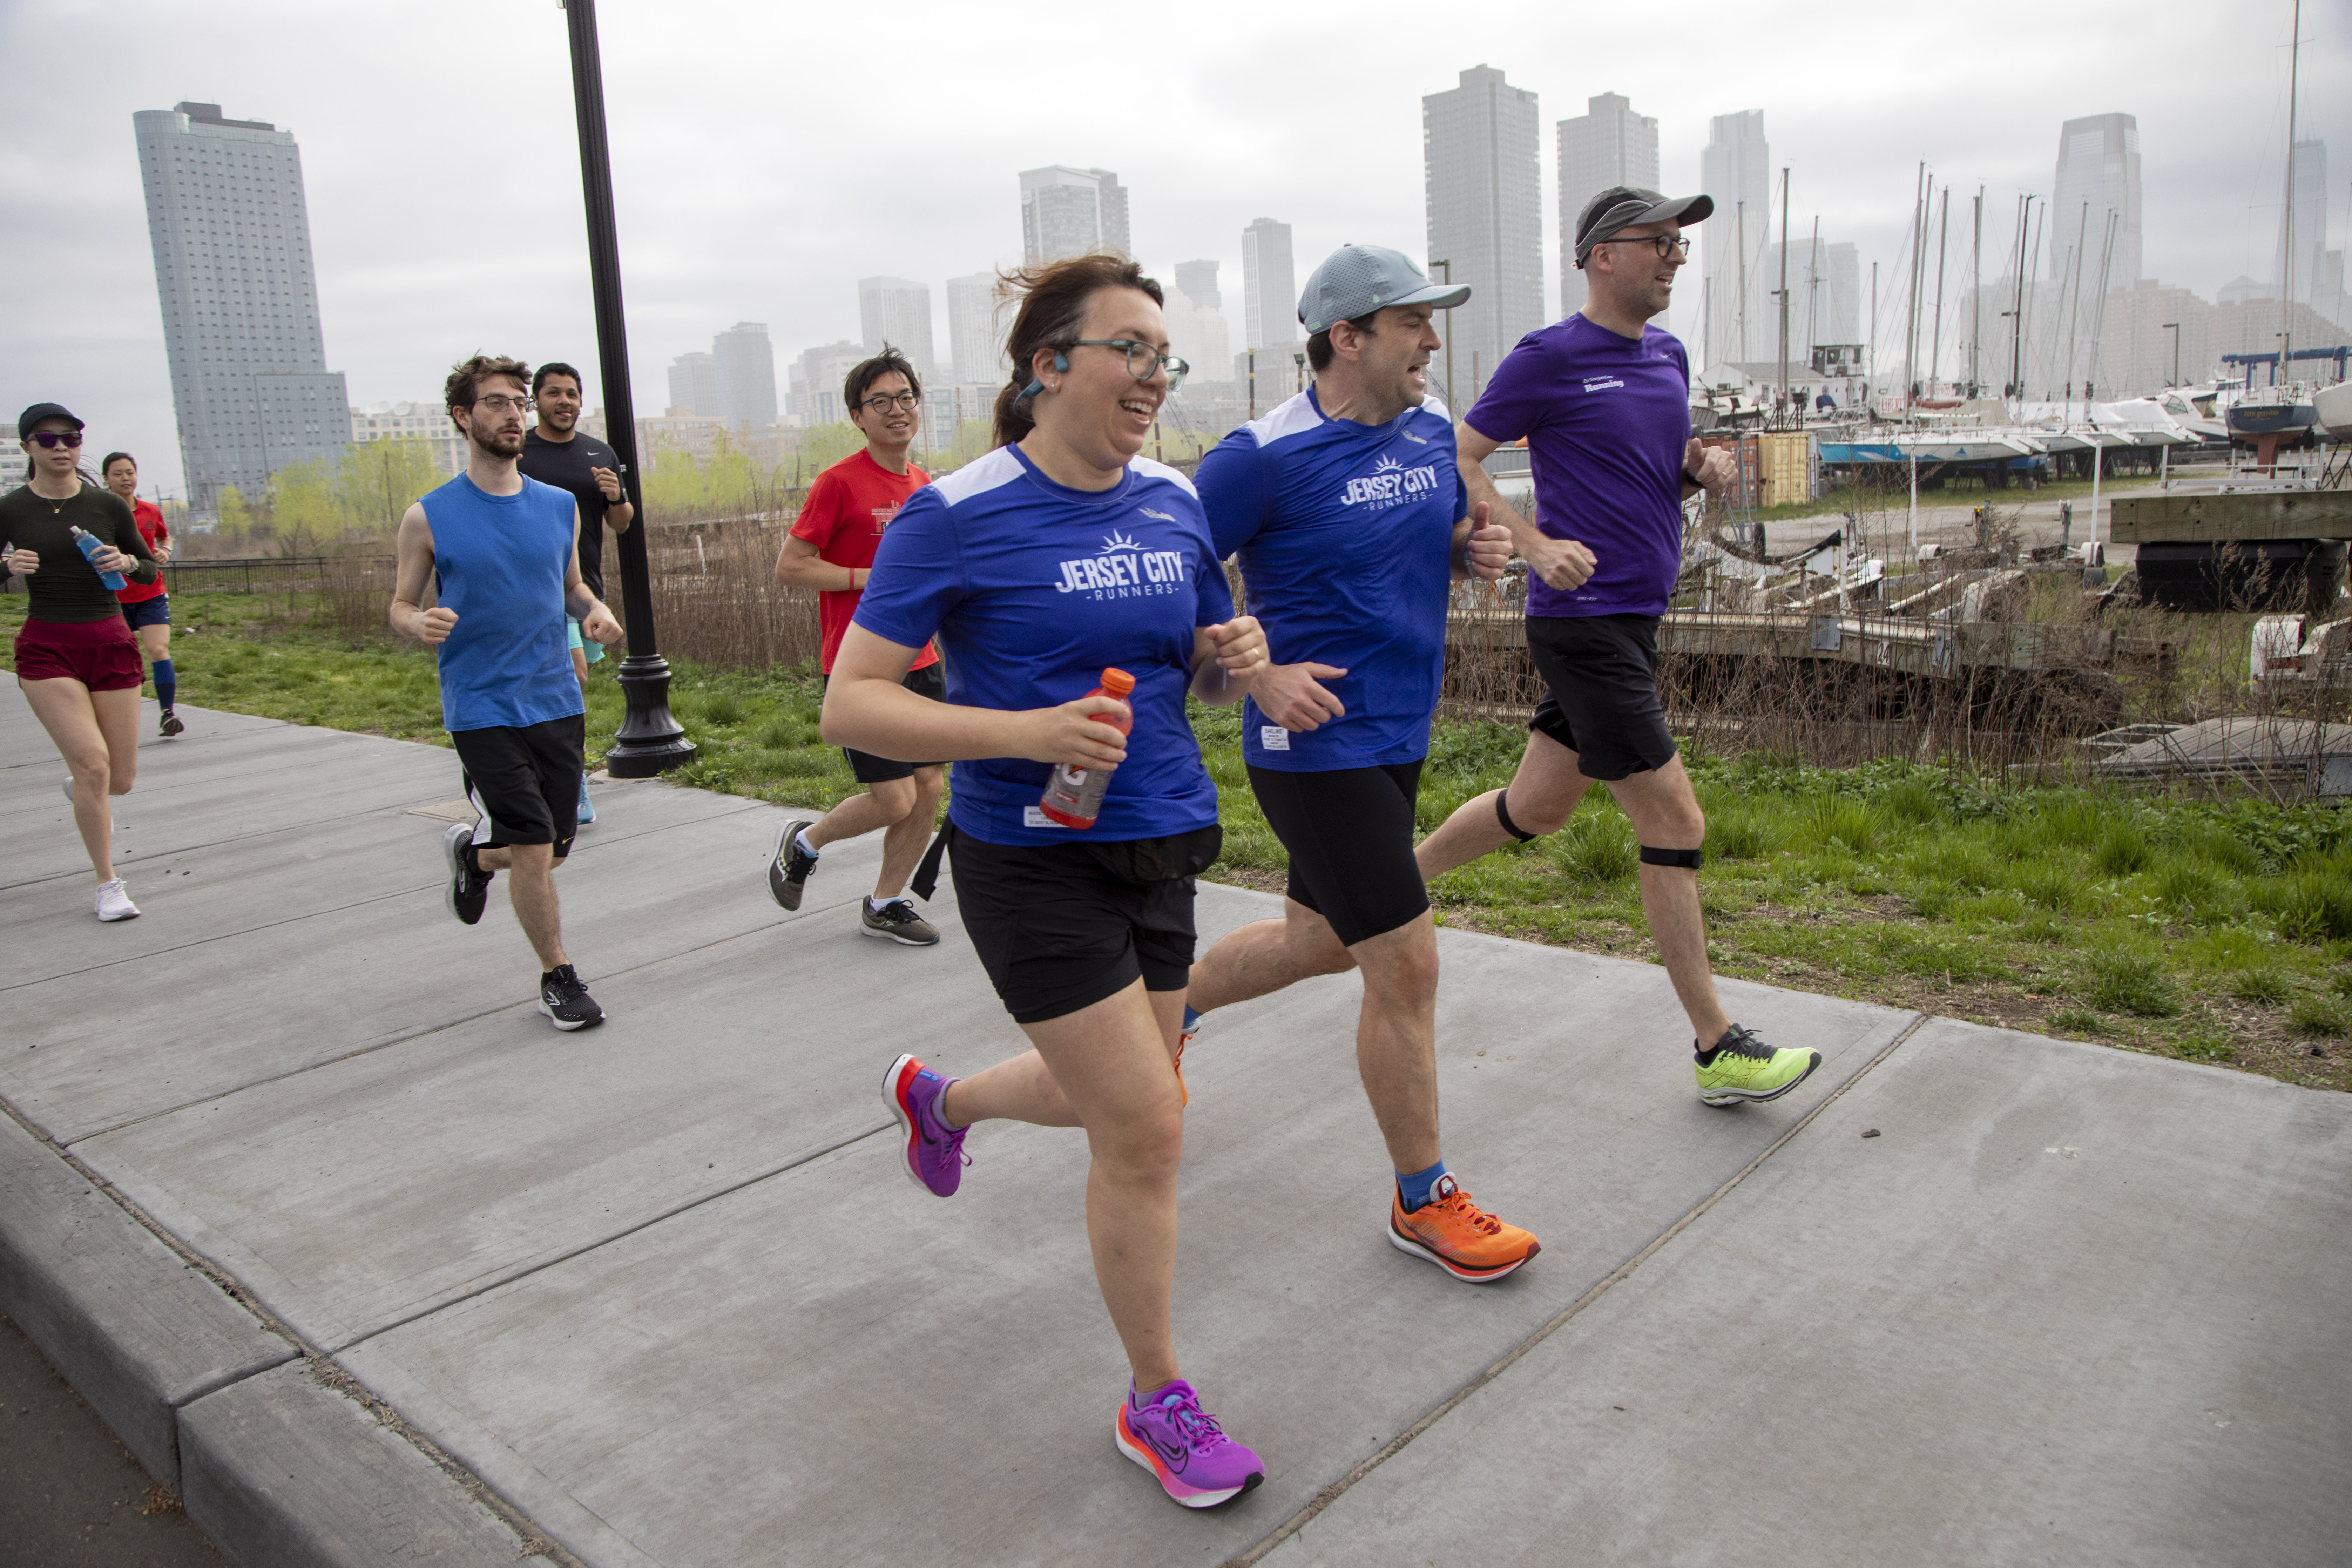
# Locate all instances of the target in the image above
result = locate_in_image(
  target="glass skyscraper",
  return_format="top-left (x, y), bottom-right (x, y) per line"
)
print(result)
top-left (133, 102), bottom-right (347, 516)
top-left (1422, 66), bottom-right (1542, 403)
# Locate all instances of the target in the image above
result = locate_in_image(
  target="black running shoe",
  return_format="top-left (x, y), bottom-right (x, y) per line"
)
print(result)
top-left (768, 818), bottom-right (818, 910)
top-left (443, 822), bottom-right (492, 925)
top-left (158, 709), bottom-right (184, 738)
top-left (539, 965), bottom-right (604, 1030)
top-left (861, 898), bottom-right (941, 946)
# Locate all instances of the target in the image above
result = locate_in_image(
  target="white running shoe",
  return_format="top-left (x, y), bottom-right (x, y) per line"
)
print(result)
top-left (96, 879), bottom-right (140, 922)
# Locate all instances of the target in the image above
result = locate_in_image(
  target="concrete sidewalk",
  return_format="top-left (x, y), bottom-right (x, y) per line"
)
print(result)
top-left (2, 701), bottom-right (2346, 1566)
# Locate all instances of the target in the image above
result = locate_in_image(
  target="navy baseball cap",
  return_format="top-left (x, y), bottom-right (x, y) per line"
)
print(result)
top-left (1574, 186), bottom-right (1713, 269)
top-left (18, 403), bottom-right (83, 442)
top-left (1298, 244), bottom-right (1470, 335)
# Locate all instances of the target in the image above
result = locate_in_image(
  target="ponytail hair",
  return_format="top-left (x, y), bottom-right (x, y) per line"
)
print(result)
top-left (991, 253), bottom-right (1164, 450)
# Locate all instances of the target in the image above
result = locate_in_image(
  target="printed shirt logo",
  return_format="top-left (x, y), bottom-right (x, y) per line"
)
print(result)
top-left (1583, 376), bottom-right (1626, 392)
top-left (1051, 529), bottom-right (1188, 599)
top-left (870, 501), bottom-right (903, 535)
top-left (1339, 453), bottom-right (1441, 510)
top-left (1138, 506), bottom-right (1177, 522)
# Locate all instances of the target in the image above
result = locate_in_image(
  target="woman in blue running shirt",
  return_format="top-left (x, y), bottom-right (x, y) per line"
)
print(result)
top-left (827, 255), bottom-right (1275, 1509)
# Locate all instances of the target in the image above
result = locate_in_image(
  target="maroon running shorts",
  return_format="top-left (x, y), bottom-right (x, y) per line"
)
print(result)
top-left (13, 616), bottom-right (144, 691)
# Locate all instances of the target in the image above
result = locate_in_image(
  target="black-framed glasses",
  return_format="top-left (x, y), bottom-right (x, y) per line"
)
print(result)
top-left (1069, 339), bottom-right (1190, 393)
top-left (1607, 235), bottom-right (1691, 261)
top-left (470, 394), bottom-right (534, 414)
top-left (27, 430), bottom-right (84, 449)
top-left (859, 391), bottom-right (921, 414)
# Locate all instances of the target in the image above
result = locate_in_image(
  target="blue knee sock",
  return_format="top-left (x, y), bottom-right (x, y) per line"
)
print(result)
top-left (1182, 1004), bottom-right (1201, 1032)
top-left (151, 658), bottom-right (176, 710)
top-left (1396, 1159), bottom-right (1448, 1213)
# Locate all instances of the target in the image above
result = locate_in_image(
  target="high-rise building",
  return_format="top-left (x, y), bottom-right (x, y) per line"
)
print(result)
top-left (348, 401), bottom-right (469, 478)
top-left (2050, 113), bottom-right (2142, 288)
top-left (1698, 110), bottom-right (1771, 374)
top-left (1241, 219), bottom-right (1299, 351)
top-left (710, 323), bottom-right (777, 431)
top-left (1174, 260), bottom-right (1221, 312)
top-left (858, 276), bottom-right (936, 373)
top-left (2279, 139), bottom-right (2329, 305)
top-left (133, 102), bottom-right (347, 515)
top-left (1019, 167), bottom-right (1129, 263)
top-left (667, 351), bottom-right (716, 416)
top-left (787, 340), bottom-right (866, 427)
top-left (1423, 65), bottom-right (1542, 400)
top-left (1556, 93), bottom-right (1659, 317)
top-left (946, 271), bottom-right (1007, 386)
top-left (1165, 261), bottom-right (1233, 386)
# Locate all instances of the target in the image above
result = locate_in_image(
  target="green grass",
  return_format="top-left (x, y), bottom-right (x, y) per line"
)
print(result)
top-left (8, 590), bottom-right (2348, 1089)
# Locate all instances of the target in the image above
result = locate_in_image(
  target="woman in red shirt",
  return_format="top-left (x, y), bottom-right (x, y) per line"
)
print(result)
top-left (101, 453), bottom-right (182, 737)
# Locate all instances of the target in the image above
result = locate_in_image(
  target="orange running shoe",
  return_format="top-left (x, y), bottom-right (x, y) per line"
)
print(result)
top-left (1387, 1174), bottom-right (1540, 1283)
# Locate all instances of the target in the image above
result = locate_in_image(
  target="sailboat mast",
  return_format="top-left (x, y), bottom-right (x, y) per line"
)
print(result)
top-left (1972, 187), bottom-right (1983, 395)
top-left (2010, 194), bottom-right (2030, 397)
top-left (1905, 164), bottom-right (1926, 410)
top-left (1931, 188), bottom-right (1951, 391)
top-left (2282, 0), bottom-right (2301, 381)
top-left (1736, 201), bottom-right (1748, 367)
top-left (1777, 167), bottom-right (1791, 414)
top-left (2063, 201), bottom-right (2088, 412)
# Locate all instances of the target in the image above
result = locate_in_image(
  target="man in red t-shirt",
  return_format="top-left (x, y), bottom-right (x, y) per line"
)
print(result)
top-left (766, 349), bottom-right (945, 946)
top-left (102, 451), bottom-right (184, 738)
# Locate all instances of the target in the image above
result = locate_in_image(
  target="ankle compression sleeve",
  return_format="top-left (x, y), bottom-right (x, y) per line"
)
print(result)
top-left (151, 658), bottom-right (175, 709)
top-left (1639, 845), bottom-right (1704, 870)
top-left (1495, 790), bottom-right (1539, 842)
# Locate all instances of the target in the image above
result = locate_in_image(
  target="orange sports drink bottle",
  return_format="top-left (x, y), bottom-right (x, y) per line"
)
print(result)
top-left (1037, 667), bottom-right (1136, 829)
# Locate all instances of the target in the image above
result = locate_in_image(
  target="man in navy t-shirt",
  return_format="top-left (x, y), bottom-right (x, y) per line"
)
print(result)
top-left (1184, 244), bottom-right (1538, 1285)
top-left (1416, 187), bottom-right (1825, 1111)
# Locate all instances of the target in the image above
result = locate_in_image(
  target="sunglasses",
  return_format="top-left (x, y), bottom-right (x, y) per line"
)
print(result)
top-left (27, 430), bottom-right (83, 449)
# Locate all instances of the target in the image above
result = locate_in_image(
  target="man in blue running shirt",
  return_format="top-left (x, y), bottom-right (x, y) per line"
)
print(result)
top-left (1414, 187), bottom-right (1824, 1111)
top-left (1183, 244), bottom-right (1540, 1284)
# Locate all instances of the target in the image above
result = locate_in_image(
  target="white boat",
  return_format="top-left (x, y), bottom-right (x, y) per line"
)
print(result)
top-left (2313, 381), bottom-right (2352, 441)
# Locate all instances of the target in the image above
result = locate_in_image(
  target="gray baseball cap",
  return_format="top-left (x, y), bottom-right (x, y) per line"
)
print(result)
top-left (1297, 244), bottom-right (1470, 335)
top-left (1574, 185), bottom-right (1712, 268)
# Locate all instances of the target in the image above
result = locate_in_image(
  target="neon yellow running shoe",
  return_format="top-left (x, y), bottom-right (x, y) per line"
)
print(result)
top-left (1695, 1024), bottom-right (1820, 1107)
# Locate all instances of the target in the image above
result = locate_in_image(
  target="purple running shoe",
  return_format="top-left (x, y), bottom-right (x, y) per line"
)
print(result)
top-left (1114, 1379), bottom-right (1264, 1508)
top-left (883, 1053), bottom-right (969, 1198)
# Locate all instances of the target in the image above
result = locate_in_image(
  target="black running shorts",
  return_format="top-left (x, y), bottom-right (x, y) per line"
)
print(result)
top-left (823, 662), bottom-right (947, 784)
top-left (1524, 614), bottom-right (1678, 783)
top-left (1246, 761), bottom-right (1430, 947)
top-left (949, 829), bottom-right (1212, 1025)
top-left (450, 714), bottom-right (586, 859)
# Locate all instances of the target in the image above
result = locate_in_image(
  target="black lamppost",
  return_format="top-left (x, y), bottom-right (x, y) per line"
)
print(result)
top-left (561, 0), bottom-right (694, 777)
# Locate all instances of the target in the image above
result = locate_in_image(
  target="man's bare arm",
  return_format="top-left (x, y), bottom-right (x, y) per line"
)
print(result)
top-left (387, 502), bottom-right (455, 643)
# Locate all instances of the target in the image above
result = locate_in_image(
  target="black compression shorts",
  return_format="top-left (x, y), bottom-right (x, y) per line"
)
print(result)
top-left (1525, 614), bottom-right (1678, 783)
top-left (1247, 760), bottom-right (1430, 947)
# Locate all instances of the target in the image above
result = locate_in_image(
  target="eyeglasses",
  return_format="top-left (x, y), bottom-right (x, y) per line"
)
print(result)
top-left (469, 394), bottom-right (534, 414)
top-left (27, 430), bottom-right (83, 449)
top-left (1069, 340), bottom-right (1190, 393)
top-left (859, 391), bottom-right (921, 413)
top-left (1607, 235), bottom-right (1692, 261)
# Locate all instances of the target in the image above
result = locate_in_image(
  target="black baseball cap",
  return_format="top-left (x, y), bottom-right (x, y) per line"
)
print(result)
top-left (18, 403), bottom-right (84, 442)
top-left (1574, 186), bottom-right (1714, 269)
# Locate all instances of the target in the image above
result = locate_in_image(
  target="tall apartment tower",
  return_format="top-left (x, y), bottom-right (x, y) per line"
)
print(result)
top-left (1699, 110), bottom-right (1771, 372)
top-left (1557, 93), bottom-right (1659, 317)
top-left (1174, 259), bottom-right (1221, 312)
top-left (2279, 139), bottom-right (2329, 304)
top-left (1423, 65), bottom-right (1542, 399)
top-left (945, 271), bottom-right (1006, 385)
top-left (1019, 167), bottom-right (1130, 263)
top-left (667, 351), bottom-right (716, 415)
top-left (2050, 114), bottom-right (2142, 290)
top-left (858, 276), bottom-right (937, 373)
top-left (1241, 219), bottom-right (1298, 351)
top-left (1166, 260), bottom-right (1233, 386)
top-left (710, 323), bottom-right (777, 431)
top-left (133, 102), bottom-right (347, 515)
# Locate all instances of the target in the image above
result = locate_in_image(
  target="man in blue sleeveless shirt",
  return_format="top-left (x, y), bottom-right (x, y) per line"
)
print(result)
top-left (1182, 245), bottom-right (1540, 1284)
top-left (390, 355), bottom-right (623, 1030)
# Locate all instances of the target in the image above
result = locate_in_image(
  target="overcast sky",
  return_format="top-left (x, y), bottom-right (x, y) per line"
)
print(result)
top-left (3, 0), bottom-right (2345, 498)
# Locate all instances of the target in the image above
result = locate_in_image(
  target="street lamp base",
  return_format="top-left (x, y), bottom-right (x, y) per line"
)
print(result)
top-left (605, 653), bottom-right (696, 777)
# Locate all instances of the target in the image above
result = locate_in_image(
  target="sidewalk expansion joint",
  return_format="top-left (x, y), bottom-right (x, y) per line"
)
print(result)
top-left (1221, 1009), bottom-right (1932, 1568)
top-left (326, 1117), bottom-right (898, 1355)
top-left (0, 1090), bottom-right (592, 1568)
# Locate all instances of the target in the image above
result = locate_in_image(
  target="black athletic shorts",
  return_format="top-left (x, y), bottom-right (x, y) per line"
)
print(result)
top-left (450, 714), bottom-right (586, 860)
top-left (823, 662), bottom-right (947, 784)
top-left (1525, 614), bottom-right (1678, 783)
top-left (1247, 761), bottom-right (1430, 947)
top-left (948, 825), bottom-right (1219, 1025)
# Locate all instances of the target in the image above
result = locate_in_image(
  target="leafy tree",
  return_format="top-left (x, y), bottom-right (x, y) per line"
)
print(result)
top-left (266, 458), bottom-right (341, 555)
top-left (215, 484), bottom-right (262, 539)
top-left (338, 439), bottom-right (443, 536)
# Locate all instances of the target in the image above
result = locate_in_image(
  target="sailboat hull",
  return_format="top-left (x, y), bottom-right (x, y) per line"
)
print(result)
top-left (2226, 401), bottom-right (2317, 440)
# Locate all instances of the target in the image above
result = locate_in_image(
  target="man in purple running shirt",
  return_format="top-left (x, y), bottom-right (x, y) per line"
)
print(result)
top-left (1415, 186), bottom-right (1824, 1111)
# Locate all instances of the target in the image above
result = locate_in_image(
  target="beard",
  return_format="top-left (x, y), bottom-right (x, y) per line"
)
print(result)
top-left (470, 424), bottom-right (525, 459)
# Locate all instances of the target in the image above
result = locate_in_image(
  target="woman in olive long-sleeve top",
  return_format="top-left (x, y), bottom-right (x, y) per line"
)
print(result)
top-left (2, 403), bottom-right (158, 922)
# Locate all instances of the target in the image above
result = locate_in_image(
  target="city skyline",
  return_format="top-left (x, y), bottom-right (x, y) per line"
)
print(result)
top-left (1424, 64), bottom-right (1544, 401)
top-left (10, 0), bottom-right (2347, 496)
top-left (1558, 92), bottom-right (1659, 318)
